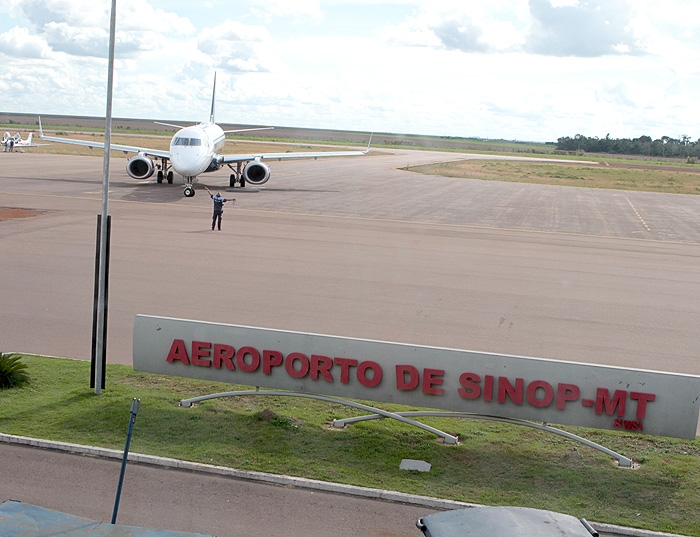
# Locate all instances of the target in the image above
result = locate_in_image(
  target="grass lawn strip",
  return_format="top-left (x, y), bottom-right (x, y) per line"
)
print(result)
top-left (1, 355), bottom-right (698, 536)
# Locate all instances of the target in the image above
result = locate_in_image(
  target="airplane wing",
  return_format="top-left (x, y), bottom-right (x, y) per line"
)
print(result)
top-left (219, 135), bottom-right (372, 164)
top-left (1, 141), bottom-right (49, 148)
top-left (38, 118), bottom-right (170, 159)
top-left (220, 149), bottom-right (367, 164)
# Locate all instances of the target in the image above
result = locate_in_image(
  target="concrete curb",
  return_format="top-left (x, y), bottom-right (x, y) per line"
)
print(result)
top-left (0, 433), bottom-right (688, 537)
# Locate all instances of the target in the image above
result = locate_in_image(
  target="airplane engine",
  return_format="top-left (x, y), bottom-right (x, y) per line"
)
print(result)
top-left (243, 161), bottom-right (271, 185)
top-left (126, 153), bottom-right (155, 180)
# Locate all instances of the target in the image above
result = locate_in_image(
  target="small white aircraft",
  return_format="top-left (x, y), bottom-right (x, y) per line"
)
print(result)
top-left (2, 131), bottom-right (46, 150)
top-left (39, 75), bottom-right (370, 197)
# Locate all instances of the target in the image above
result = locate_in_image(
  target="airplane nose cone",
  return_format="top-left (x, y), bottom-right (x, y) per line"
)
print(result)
top-left (171, 149), bottom-right (209, 177)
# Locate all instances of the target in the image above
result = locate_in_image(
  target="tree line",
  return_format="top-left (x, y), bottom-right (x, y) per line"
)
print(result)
top-left (556, 134), bottom-right (700, 159)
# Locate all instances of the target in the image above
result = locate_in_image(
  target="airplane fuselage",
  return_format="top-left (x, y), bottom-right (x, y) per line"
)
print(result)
top-left (169, 122), bottom-right (226, 178)
top-left (2, 132), bottom-right (34, 147)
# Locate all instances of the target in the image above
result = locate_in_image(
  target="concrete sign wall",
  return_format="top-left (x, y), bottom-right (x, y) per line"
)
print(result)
top-left (133, 315), bottom-right (700, 439)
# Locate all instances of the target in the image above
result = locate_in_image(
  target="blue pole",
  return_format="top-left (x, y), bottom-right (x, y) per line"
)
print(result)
top-left (112, 398), bottom-right (140, 524)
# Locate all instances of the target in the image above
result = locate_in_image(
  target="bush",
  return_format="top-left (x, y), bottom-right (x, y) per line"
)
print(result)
top-left (0, 353), bottom-right (30, 389)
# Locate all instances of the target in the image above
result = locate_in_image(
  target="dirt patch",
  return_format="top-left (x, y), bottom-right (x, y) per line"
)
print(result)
top-left (0, 207), bottom-right (44, 221)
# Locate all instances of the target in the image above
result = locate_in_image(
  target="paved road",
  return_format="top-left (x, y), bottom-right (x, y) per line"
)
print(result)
top-left (0, 441), bottom-right (437, 537)
top-left (0, 440), bottom-right (641, 537)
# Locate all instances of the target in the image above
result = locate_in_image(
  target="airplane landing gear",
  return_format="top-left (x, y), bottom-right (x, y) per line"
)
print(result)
top-left (183, 187), bottom-right (195, 197)
top-left (157, 158), bottom-right (172, 184)
top-left (227, 162), bottom-right (246, 187)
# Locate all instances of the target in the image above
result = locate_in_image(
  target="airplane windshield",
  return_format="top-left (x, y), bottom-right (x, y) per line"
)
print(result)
top-left (173, 137), bottom-right (202, 146)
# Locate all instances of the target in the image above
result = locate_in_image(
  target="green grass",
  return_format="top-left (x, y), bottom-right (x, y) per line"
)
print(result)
top-left (408, 160), bottom-right (700, 195)
top-left (1, 355), bottom-right (699, 535)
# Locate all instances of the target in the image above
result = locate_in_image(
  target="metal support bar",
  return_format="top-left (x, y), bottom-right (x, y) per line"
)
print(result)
top-left (333, 410), bottom-right (633, 468)
top-left (180, 390), bottom-right (459, 444)
top-left (112, 398), bottom-right (140, 524)
top-left (180, 392), bottom-right (633, 465)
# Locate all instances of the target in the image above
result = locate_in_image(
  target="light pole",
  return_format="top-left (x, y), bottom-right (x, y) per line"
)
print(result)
top-left (94, 0), bottom-right (117, 394)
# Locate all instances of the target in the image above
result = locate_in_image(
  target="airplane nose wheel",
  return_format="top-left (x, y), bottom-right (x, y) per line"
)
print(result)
top-left (183, 187), bottom-right (195, 197)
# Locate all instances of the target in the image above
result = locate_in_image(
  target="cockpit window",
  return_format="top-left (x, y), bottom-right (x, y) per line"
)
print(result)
top-left (173, 137), bottom-right (202, 146)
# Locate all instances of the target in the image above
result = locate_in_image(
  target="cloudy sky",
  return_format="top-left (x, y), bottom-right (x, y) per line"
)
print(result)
top-left (1, 0), bottom-right (699, 142)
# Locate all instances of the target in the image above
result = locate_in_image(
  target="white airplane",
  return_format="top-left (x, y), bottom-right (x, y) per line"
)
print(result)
top-left (2, 131), bottom-right (46, 149)
top-left (38, 75), bottom-right (370, 197)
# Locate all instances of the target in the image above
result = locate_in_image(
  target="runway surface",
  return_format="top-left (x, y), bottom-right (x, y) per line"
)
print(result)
top-left (1, 149), bottom-right (698, 378)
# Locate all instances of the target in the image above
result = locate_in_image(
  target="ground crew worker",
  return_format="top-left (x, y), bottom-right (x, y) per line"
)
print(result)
top-left (204, 186), bottom-right (235, 231)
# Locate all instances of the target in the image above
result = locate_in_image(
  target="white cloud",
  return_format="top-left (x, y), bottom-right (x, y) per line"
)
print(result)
top-left (6, 0), bottom-right (194, 58)
top-left (526, 0), bottom-right (644, 57)
top-left (0, 26), bottom-right (51, 58)
top-left (1, 0), bottom-right (700, 142)
top-left (384, 1), bottom-right (530, 52)
top-left (248, 0), bottom-right (323, 23)
top-left (197, 21), bottom-right (275, 73)
top-left (383, 0), bottom-right (646, 57)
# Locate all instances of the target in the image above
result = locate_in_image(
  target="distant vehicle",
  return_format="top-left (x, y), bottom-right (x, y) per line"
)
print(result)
top-left (2, 131), bottom-right (47, 150)
top-left (39, 74), bottom-right (371, 197)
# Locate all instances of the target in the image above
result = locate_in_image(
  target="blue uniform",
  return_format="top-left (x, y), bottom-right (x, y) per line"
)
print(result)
top-left (210, 193), bottom-right (229, 230)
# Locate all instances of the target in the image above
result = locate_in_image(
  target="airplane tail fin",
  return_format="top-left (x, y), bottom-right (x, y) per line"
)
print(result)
top-left (209, 72), bottom-right (217, 124)
top-left (27, 133), bottom-right (33, 144)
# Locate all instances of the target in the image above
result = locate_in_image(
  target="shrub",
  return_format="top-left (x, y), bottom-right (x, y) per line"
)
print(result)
top-left (0, 353), bottom-right (30, 389)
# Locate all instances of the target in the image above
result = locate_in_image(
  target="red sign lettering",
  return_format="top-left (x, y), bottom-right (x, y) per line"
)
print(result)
top-left (556, 383), bottom-right (580, 409)
top-left (311, 355), bottom-right (334, 382)
top-left (630, 392), bottom-right (655, 419)
top-left (458, 372), bottom-right (481, 399)
top-left (396, 365), bottom-right (420, 391)
top-left (285, 352), bottom-right (310, 379)
top-left (262, 350), bottom-right (283, 374)
top-left (423, 368), bottom-right (444, 395)
top-left (357, 361), bottom-right (382, 387)
top-left (497, 376), bottom-right (523, 405)
top-left (166, 339), bottom-right (190, 364)
top-left (191, 341), bottom-right (211, 367)
top-left (596, 388), bottom-right (627, 416)
top-left (161, 339), bottom-right (663, 433)
top-left (236, 346), bottom-right (260, 373)
top-left (213, 344), bottom-right (235, 370)
top-left (526, 380), bottom-right (553, 408)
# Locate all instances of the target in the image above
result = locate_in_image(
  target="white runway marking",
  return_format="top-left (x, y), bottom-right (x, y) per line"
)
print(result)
top-left (625, 196), bottom-right (652, 232)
